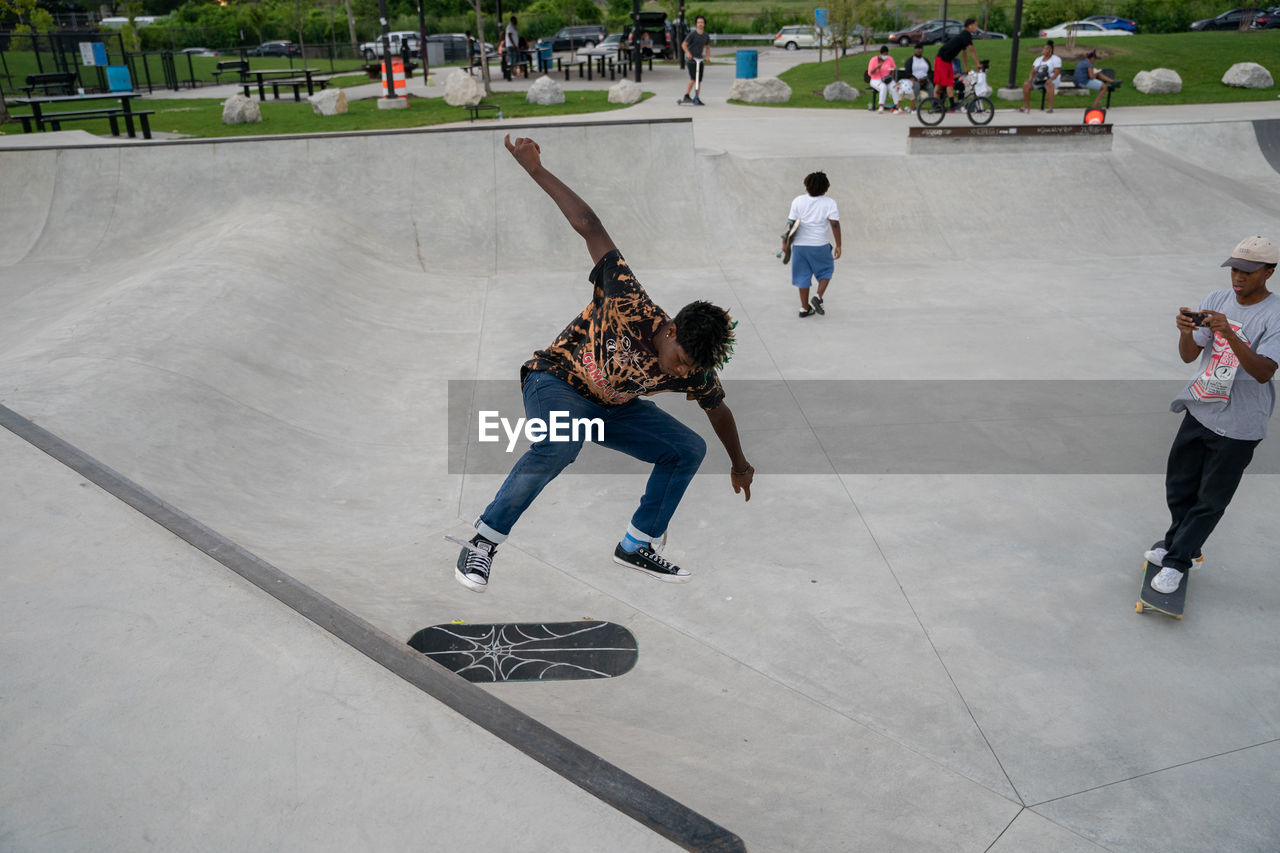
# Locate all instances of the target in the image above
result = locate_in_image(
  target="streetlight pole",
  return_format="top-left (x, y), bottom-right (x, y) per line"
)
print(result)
top-left (417, 0), bottom-right (427, 87)
top-left (1007, 0), bottom-right (1024, 88)
top-left (632, 0), bottom-right (642, 83)
top-left (375, 0), bottom-right (402, 107)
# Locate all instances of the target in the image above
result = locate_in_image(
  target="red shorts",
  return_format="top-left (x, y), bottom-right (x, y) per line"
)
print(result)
top-left (933, 56), bottom-right (955, 87)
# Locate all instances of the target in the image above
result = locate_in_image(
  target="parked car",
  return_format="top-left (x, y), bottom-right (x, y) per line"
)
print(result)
top-left (1248, 6), bottom-right (1280, 27)
top-left (178, 47), bottom-right (219, 56)
top-left (772, 25), bottom-right (835, 49)
top-left (1084, 14), bottom-right (1138, 32)
top-left (424, 33), bottom-right (496, 64)
top-left (888, 19), bottom-right (959, 45)
top-left (248, 40), bottom-right (301, 57)
top-left (627, 11), bottom-right (673, 58)
top-left (360, 31), bottom-right (419, 60)
top-left (1190, 7), bottom-right (1268, 29)
top-left (536, 24), bottom-right (607, 53)
top-left (580, 33), bottom-right (626, 58)
top-left (1038, 20), bottom-right (1133, 38)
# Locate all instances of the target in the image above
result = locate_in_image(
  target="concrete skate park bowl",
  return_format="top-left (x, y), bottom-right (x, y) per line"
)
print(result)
top-left (3, 117), bottom-right (1280, 851)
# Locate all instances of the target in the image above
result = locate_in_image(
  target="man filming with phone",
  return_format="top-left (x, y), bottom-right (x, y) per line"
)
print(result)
top-left (1144, 236), bottom-right (1279, 597)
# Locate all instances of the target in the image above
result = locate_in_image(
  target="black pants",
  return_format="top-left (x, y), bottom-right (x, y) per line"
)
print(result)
top-left (1161, 412), bottom-right (1260, 571)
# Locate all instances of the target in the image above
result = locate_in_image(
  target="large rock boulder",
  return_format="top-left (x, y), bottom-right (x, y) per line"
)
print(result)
top-left (728, 76), bottom-right (792, 104)
top-left (221, 94), bottom-right (261, 125)
top-left (823, 80), bottom-right (858, 101)
top-left (608, 78), bottom-right (642, 104)
top-left (1222, 62), bottom-right (1274, 89)
top-left (526, 75), bottom-right (565, 106)
top-left (308, 88), bottom-right (348, 115)
top-left (1133, 67), bottom-right (1182, 94)
top-left (443, 69), bottom-right (484, 106)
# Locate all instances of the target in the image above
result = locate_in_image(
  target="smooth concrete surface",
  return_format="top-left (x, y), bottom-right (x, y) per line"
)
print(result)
top-left (2, 79), bottom-right (1280, 852)
top-left (0, 428), bottom-right (679, 853)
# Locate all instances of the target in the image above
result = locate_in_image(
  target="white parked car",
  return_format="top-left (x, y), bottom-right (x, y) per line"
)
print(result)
top-left (773, 25), bottom-right (836, 49)
top-left (1038, 20), bottom-right (1133, 38)
top-left (360, 31), bottom-right (421, 60)
top-left (579, 33), bottom-right (625, 58)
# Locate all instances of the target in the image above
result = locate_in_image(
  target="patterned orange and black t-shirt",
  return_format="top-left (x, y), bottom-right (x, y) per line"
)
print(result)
top-left (521, 250), bottom-right (725, 411)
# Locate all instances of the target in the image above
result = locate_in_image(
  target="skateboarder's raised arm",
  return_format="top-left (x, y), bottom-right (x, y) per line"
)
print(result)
top-left (504, 134), bottom-right (616, 265)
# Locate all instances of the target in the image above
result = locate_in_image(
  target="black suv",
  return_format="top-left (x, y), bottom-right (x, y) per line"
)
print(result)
top-left (628, 11), bottom-right (673, 58)
top-left (536, 24), bottom-right (607, 52)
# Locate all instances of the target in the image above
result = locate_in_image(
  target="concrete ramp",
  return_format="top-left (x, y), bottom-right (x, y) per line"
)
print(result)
top-left (3, 114), bottom-right (1280, 852)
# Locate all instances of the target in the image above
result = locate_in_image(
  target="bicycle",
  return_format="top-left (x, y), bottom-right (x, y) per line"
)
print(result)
top-left (916, 69), bottom-right (994, 127)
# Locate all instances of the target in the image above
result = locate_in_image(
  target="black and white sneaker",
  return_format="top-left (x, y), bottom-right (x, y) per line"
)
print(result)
top-left (811, 295), bottom-right (825, 315)
top-left (452, 535), bottom-right (497, 593)
top-left (613, 543), bottom-right (691, 583)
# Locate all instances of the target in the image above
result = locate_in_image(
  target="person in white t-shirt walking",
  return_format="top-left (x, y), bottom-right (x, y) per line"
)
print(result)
top-left (784, 172), bottom-right (841, 318)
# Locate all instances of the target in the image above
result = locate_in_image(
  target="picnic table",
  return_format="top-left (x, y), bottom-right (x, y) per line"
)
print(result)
top-left (12, 91), bottom-right (153, 139)
top-left (240, 67), bottom-right (327, 102)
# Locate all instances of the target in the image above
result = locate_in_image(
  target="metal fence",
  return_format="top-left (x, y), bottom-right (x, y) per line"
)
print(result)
top-left (1, 31), bottom-right (360, 95)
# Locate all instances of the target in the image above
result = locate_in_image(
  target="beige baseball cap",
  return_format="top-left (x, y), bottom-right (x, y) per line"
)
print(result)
top-left (1221, 235), bottom-right (1278, 273)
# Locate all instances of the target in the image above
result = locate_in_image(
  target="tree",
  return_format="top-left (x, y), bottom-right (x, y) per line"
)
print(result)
top-left (0, 0), bottom-right (56, 126)
top-left (473, 0), bottom-right (491, 94)
top-left (827, 0), bottom-right (857, 80)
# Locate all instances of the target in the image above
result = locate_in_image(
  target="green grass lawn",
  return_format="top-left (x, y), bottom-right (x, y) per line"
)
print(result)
top-left (752, 30), bottom-right (1279, 109)
top-left (2, 90), bottom-right (651, 138)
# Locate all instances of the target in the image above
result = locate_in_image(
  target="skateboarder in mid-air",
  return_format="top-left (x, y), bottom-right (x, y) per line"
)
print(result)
top-left (1145, 235), bottom-right (1279, 596)
top-left (452, 134), bottom-right (754, 593)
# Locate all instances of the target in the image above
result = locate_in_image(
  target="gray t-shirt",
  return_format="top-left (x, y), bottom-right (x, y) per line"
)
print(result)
top-left (684, 31), bottom-right (709, 60)
top-left (1170, 290), bottom-right (1280, 440)
top-left (1073, 58), bottom-right (1093, 87)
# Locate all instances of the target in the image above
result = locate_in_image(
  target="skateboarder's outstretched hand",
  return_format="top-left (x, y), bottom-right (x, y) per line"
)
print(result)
top-left (731, 465), bottom-right (753, 501)
top-left (505, 134), bottom-right (541, 173)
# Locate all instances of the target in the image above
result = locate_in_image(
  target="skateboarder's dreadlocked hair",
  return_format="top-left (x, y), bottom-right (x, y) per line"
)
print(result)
top-left (673, 301), bottom-right (737, 373)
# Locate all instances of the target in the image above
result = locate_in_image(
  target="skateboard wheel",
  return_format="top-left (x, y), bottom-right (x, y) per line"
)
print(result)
top-left (1175, 614), bottom-right (1183, 620)
top-left (1135, 601), bottom-right (1143, 613)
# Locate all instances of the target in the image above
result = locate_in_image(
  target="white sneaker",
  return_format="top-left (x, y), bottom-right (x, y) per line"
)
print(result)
top-left (876, 106), bottom-right (885, 114)
top-left (1151, 566), bottom-right (1185, 595)
top-left (1144, 546), bottom-right (1204, 569)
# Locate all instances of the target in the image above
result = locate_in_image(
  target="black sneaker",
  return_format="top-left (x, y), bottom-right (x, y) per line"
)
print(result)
top-left (613, 543), bottom-right (691, 583)
top-left (454, 535), bottom-right (497, 592)
top-left (811, 295), bottom-right (825, 315)
top-left (798, 307), bottom-right (815, 318)
top-left (682, 94), bottom-right (694, 103)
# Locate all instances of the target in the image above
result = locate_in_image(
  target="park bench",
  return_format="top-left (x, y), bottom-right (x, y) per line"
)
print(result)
top-left (1037, 67), bottom-right (1119, 110)
top-left (361, 61), bottom-right (418, 79)
top-left (13, 108), bottom-right (155, 138)
top-left (212, 60), bottom-right (249, 83)
top-left (266, 75), bottom-right (332, 102)
top-left (558, 57), bottom-right (588, 81)
top-left (21, 71), bottom-right (77, 96)
top-left (462, 103), bottom-right (500, 122)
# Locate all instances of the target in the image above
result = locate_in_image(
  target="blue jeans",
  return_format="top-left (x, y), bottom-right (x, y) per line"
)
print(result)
top-left (476, 372), bottom-right (707, 544)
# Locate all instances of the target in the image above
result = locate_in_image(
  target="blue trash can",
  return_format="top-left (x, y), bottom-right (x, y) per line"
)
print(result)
top-left (735, 49), bottom-right (758, 79)
top-left (537, 43), bottom-right (553, 72)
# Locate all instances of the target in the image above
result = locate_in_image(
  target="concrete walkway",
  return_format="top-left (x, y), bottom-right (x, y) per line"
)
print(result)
top-left (1, 67), bottom-right (1279, 852)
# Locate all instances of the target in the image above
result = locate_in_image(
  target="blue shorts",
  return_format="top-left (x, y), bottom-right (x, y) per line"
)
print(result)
top-left (1081, 78), bottom-right (1104, 91)
top-left (791, 244), bottom-right (834, 287)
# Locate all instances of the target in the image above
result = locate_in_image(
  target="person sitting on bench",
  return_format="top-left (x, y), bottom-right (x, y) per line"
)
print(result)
top-left (1075, 49), bottom-right (1117, 111)
top-left (1020, 40), bottom-right (1062, 113)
